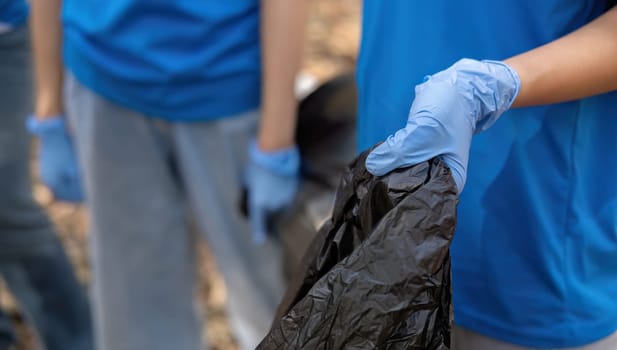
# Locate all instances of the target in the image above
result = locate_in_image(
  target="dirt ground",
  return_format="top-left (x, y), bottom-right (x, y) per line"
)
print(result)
top-left (0, 1), bottom-right (361, 349)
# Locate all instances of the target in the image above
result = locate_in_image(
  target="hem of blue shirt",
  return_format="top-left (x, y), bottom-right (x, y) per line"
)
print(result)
top-left (0, 6), bottom-right (28, 29)
top-left (455, 304), bottom-right (617, 348)
top-left (64, 34), bottom-right (260, 122)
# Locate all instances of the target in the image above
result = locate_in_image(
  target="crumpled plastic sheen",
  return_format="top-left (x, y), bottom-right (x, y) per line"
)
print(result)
top-left (257, 150), bottom-right (458, 350)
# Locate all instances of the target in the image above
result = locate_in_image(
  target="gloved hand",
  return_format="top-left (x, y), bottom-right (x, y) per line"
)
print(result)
top-left (365, 58), bottom-right (520, 193)
top-left (27, 116), bottom-right (84, 202)
top-left (246, 140), bottom-right (300, 244)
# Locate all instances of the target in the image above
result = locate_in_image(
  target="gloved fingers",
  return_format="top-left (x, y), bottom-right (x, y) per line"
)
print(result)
top-left (39, 154), bottom-right (84, 203)
top-left (366, 118), bottom-right (444, 176)
top-left (277, 176), bottom-right (299, 207)
top-left (35, 129), bottom-right (84, 202)
top-left (249, 203), bottom-right (268, 245)
top-left (51, 173), bottom-right (84, 203)
top-left (61, 178), bottom-right (84, 203)
top-left (53, 189), bottom-right (83, 203)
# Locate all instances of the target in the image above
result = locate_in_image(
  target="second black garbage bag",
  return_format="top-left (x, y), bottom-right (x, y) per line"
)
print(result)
top-left (257, 151), bottom-right (458, 350)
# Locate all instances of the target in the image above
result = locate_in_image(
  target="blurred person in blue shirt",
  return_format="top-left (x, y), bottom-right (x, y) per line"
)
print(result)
top-left (358, 1), bottom-right (617, 349)
top-left (0, 1), bottom-right (92, 349)
top-left (30, 0), bottom-right (307, 349)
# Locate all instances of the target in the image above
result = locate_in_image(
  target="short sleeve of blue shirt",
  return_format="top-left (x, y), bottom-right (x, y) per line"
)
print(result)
top-left (0, 0), bottom-right (28, 29)
top-left (357, 1), bottom-right (617, 348)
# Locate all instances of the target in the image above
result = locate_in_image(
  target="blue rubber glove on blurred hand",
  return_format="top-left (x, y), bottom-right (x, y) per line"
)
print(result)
top-left (365, 59), bottom-right (520, 193)
top-left (247, 141), bottom-right (300, 244)
top-left (27, 116), bottom-right (84, 202)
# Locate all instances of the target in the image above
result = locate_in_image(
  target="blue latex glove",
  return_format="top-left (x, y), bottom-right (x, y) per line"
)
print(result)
top-left (247, 141), bottom-right (300, 244)
top-left (27, 116), bottom-right (84, 202)
top-left (366, 59), bottom-right (520, 193)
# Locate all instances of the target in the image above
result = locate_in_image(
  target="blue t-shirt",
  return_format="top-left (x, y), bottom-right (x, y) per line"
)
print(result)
top-left (62, 1), bottom-right (261, 121)
top-left (0, 0), bottom-right (28, 29)
top-left (358, 0), bottom-right (617, 348)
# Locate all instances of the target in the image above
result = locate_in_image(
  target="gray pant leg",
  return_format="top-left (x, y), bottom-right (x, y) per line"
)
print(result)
top-left (0, 312), bottom-right (15, 349)
top-left (173, 113), bottom-right (286, 350)
top-left (65, 75), bottom-right (202, 350)
top-left (0, 244), bottom-right (93, 350)
top-left (0, 27), bottom-right (92, 350)
top-left (453, 325), bottom-right (617, 350)
top-left (0, 25), bottom-right (49, 252)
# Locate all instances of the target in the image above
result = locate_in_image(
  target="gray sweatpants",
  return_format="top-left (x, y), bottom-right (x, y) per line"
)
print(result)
top-left (453, 326), bottom-right (617, 350)
top-left (65, 74), bottom-right (285, 350)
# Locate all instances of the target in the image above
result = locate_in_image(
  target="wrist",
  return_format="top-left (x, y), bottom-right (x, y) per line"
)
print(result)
top-left (35, 93), bottom-right (64, 119)
top-left (257, 137), bottom-right (295, 152)
top-left (258, 106), bottom-right (298, 151)
top-left (35, 107), bottom-right (64, 120)
top-left (480, 60), bottom-right (521, 109)
top-left (444, 58), bottom-right (521, 133)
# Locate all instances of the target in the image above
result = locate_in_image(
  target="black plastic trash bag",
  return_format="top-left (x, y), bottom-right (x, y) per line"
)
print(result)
top-left (257, 151), bottom-right (458, 350)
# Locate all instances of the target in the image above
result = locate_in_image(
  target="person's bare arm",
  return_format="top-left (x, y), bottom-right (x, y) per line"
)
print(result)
top-left (507, 6), bottom-right (617, 107)
top-left (29, 0), bottom-right (64, 119)
top-left (258, 0), bottom-right (308, 151)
